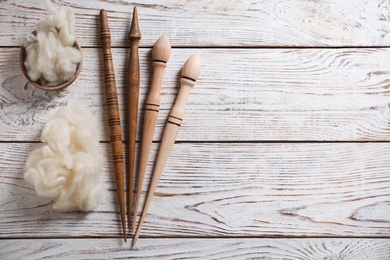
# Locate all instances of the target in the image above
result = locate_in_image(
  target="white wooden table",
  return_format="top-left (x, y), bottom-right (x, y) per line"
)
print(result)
top-left (1, 0), bottom-right (390, 259)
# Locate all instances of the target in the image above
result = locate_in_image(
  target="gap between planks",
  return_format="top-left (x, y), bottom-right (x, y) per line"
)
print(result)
top-left (1, 140), bottom-right (390, 144)
top-left (98, 45), bottom-right (390, 49)
top-left (1, 236), bottom-right (390, 240)
top-left (3, 45), bottom-right (390, 49)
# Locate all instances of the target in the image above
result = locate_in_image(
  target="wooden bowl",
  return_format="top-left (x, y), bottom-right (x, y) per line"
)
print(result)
top-left (19, 39), bottom-right (83, 91)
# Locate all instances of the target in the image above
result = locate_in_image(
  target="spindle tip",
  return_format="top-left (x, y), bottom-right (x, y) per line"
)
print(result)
top-left (152, 35), bottom-right (171, 62)
top-left (131, 237), bottom-right (138, 249)
top-left (129, 7), bottom-right (141, 39)
top-left (181, 53), bottom-right (201, 82)
top-left (99, 9), bottom-right (110, 33)
top-left (100, 9), bottom-right (107, 18)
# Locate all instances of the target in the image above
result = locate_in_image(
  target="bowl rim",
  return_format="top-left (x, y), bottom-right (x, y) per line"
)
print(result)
top-left (19, 39), bottom-right (83, 91)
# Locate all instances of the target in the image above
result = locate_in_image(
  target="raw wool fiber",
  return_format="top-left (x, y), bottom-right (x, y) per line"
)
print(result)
top-left (24, 105), bottom-right (104, 211)
top-left (23, 0), bottom-right (81, 87)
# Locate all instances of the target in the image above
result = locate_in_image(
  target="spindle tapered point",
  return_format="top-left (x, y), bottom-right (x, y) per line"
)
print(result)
top-left (152, 35), bottom-right (171, 62)
top-left (129, 7), bottom-right (141, 39)
top-left (100, 9), bottom-right (109, 28)
top-left (181, 53), bottom-right (201, 81)
top-left (131, 236), bottom-right (138, 249)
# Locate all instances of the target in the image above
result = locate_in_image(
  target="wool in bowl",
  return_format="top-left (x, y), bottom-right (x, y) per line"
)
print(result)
top-left (23, 0), bottom-right (81, 87)
top-left (24, 106), bottom-right (104, 211)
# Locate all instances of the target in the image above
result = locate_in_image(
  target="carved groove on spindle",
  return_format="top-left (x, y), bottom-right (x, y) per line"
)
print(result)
top-left (113, 160), bottom-right (123, 164)
top-left (169, 115), bottom-right (182, 121)
top-left (145, 108), bottom-right (159, 113)
top-left (167, 115), bottom-right (183, 126)
top-left (100, 32), bottom-right (111, 38)
top-left (145, 103), bottom-right (160, 107)
top-left (167, 121), bottom-right (181, 127)
top-left (106, 98), bottom-right (119, 104)
top-left (181, 75), bottom-right (196, 82)
top-left (153, 59), bottom-right (167, 64)
top-left (107, 119), bottom-right (120, 123)
top-left (112, 155), bottom-right (123, 161)
top-left (110, 135), bottom-right (122, 142)
top-left (107, 119), bottom-right (121, 126)
top-left (145, 103), bottom-right (160, 112)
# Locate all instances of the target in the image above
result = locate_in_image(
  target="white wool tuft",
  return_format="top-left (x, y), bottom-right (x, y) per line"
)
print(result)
top-left (24, 105), bottom-right (104, 211)
top-left (23, 0), bottom-right (81, 87)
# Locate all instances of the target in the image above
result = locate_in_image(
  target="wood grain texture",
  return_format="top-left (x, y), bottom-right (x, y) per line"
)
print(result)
top-left (1, 48), bottom-right (390, 142)
top-left (1, 142), bottom-right (389, 238)
top-left (2, 0), bottom-right (390, 47)
top-left (0, 238), bottom-right (389, 259)
top-left (2, 0), bottom-right (389, 258)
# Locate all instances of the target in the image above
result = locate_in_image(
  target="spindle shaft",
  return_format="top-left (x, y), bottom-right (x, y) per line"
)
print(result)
top-left (132, 53), bottom-right (201, 248)
top-left (127, 6), bottom-right (141, 232)
top-left (131, 35), bottom-right (171, 232)
top-left (99, 9), bottom-right (127, 242)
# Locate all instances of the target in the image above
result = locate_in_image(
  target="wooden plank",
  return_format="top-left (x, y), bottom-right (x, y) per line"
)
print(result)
top-left (1, 142), bottom-right (389, 237)
top-left (1, 0), bottom-right (390, 47)
top-left (2, 48), bottom-right (390, 142)
top-left (1, 238), bottom-right (389, 259)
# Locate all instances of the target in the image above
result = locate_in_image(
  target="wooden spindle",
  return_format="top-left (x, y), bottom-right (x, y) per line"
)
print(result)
top-left (132, 53), bottom-right (201, 248)
top-left (99, 9), bottom-right (127, 242)
top-left (131, 35), bottom-right (171, 232)
top-left (127, 6), bottom-right (141, 232)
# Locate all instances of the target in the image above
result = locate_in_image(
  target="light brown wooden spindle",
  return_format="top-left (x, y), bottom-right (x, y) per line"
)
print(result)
top-left (131, 35), bottom-right (171, 232)
top-left (132, 53), bottom-right (201, 248)
top-left (99, 9), bottom-right (127, 242)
